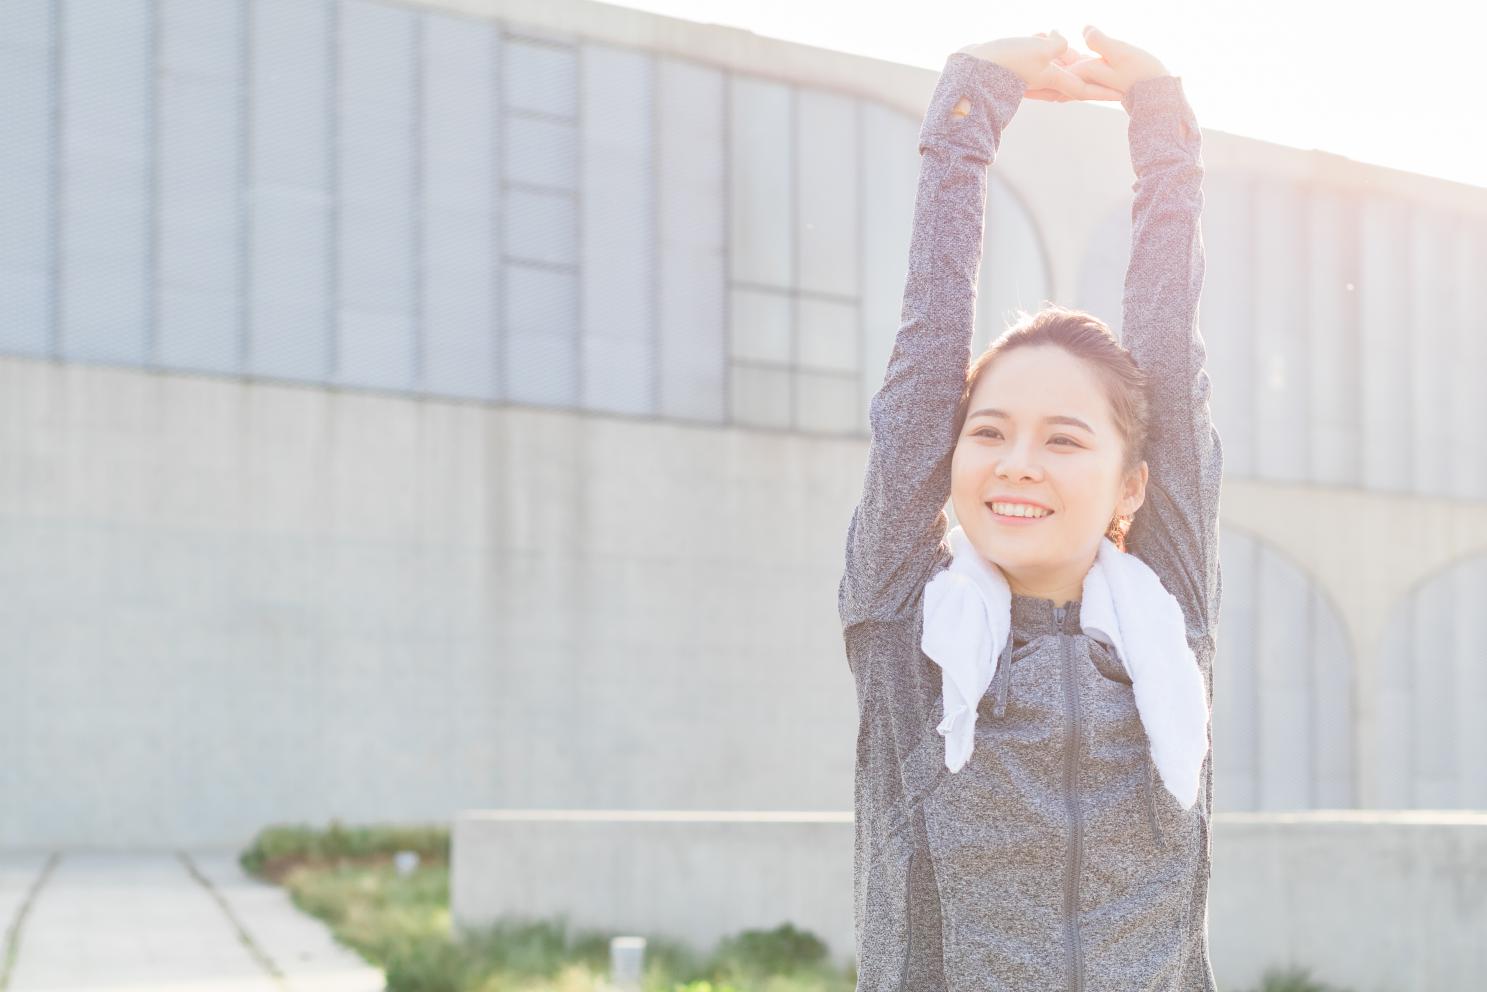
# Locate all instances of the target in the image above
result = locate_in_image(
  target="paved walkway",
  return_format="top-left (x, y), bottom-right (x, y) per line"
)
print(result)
top-left (0, 851), bottom-right (384, 992)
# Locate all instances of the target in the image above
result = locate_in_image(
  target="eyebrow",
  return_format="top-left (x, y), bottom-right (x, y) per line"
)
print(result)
top-left (967, 408), bottom-right (1095, 434)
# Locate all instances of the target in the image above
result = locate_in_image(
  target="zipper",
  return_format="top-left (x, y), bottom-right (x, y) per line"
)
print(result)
top-left (1056, 605), bottom-right (1085, 992)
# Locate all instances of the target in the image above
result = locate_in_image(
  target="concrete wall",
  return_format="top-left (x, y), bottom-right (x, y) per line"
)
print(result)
top-left (1207, 811), bottom-right (1487, 992)
top-left (2, 0), bottom-right (1487, 848)
top-left (453, 810), bottom-right (1487, 991)
top-left (0, 355), bottom-right (868, 846)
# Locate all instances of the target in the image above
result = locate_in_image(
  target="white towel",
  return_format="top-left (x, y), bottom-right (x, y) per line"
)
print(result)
top-left (921, 524), bottom-right (1210, 809)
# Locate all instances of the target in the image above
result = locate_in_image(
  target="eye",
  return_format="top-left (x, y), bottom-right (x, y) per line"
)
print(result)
top-left (970, 427), bottom-right (1080, 447)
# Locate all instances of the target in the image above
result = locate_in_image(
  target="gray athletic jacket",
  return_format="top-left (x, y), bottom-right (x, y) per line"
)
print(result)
top-left (837, 52), bottom-right (1222, 991)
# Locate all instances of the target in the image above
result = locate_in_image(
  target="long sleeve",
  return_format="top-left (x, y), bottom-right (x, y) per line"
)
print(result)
top-left (837, 53), bottom-right (1025, 635)
top-left (1117, 75), bottom-right (1223, 655)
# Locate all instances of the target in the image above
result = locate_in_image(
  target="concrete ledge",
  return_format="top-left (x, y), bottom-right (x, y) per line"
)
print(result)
top-left (454, 809), bottom-right (1487, 989)
top-left (1209, 810), bottom-right (1487, 992)
top-left (451, 810), bottom-right (857, 967)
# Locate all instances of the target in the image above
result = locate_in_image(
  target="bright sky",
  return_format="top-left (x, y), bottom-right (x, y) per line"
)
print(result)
top-left (606, 0), bottom-right (1486, 191)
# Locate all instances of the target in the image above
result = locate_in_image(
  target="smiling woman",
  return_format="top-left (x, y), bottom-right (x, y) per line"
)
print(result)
top-left (837, 29), bottom-right (1224, 992)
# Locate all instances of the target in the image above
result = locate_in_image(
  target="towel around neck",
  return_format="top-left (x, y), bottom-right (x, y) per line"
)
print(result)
top-left (921, 524), bottom-right (1209, 809)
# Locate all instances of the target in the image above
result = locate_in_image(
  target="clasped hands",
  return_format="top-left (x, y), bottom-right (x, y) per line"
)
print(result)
top-left (957, 26), bottom-right (1170, 104)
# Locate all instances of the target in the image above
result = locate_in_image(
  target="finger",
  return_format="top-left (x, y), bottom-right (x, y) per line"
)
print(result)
top-left (1081, 82), bottom-right (1125, 101)
top-left (1082, 25), bottom-right (1120, 57)
top-left (1066, 57), bottom-right (1121, 90)
top-left (1035, 31), bottom-right (1081, 65)
top-left (1039, 64), bottom-right (1092, 100)
top-left (1023, 87), bottom-right (1065, 101)
top-left (1044, 64), bottom-right (1121, 102)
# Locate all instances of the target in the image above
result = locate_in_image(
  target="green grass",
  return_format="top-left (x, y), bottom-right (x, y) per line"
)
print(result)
top-left (239, 819), bottom-right (449, 878)
top-left (241, 820), bottom-right (1362, 992)
top-left (1242, 966), bottom-right (1358, 992)
top-left (240, 820), bottom-right (856, 992)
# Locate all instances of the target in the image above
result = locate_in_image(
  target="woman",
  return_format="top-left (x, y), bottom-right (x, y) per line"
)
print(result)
top-left (837, 26), bottom-right (1222, 991)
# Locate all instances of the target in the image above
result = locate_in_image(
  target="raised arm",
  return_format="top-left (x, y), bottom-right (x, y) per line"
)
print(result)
top-left (836, 52), bottom-right (1025, 633)
top-left (1117, 74), bottom-right (1223, 648)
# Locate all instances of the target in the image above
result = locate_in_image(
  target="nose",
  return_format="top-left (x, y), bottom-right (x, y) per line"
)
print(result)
top-left (995, 438), bottom-right (1045, 482)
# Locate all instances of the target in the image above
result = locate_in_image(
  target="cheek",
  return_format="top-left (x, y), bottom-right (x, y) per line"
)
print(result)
top-left (1048, 462), bottom-right (1113, 520)
top-left (951, 444), bottom-right (988, 482)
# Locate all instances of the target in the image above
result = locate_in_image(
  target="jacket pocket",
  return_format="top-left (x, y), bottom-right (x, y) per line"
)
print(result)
top-left (1087, 639), bottom-right (1133, 685)
top-left (1144, 753), bottom-right (1164, 848)
top-left (869, 724), bottom-right (952, 866)
top-left (1146, 752), bottom-right (1203, 853)
top-left (875, 765), bottom-right (949, 861)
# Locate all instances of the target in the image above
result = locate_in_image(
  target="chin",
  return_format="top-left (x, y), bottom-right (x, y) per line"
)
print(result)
top-left (974, 529), bottom-right (1051, 567)
top-left (967, 530), bottom-right (1016, 563)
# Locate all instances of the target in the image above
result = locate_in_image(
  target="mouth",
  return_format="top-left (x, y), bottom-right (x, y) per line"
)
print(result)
top-left (986, 501), bottom-right (1056, 525)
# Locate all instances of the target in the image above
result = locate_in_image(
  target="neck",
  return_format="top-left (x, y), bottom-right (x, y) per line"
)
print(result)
top-left (998, 555), bottom-right (1094, 608)
top-left (1006, 577), bottom-right (1082, 607)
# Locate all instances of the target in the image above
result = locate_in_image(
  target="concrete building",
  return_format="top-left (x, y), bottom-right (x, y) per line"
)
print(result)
top-left (2, 0), bottom-right (1486, 865)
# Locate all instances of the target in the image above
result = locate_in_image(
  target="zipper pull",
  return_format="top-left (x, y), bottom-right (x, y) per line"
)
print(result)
top-left (1054, 605), bottom-right (1065, 631)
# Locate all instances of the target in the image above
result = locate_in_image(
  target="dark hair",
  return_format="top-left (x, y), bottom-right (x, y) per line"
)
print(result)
top-left (953, 303), bottom-right (1151, 550)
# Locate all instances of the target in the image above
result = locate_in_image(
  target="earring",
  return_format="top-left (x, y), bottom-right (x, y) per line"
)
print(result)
top-left (1106, 512), bottom-right (1134, 552)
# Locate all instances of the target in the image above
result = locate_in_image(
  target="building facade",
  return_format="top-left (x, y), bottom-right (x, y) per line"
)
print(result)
top-left (2, 0), bottom-right (1485, 847)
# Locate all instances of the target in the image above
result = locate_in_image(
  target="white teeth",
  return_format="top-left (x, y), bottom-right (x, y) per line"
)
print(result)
top-left (990, 502), bottom-right (1051, 518)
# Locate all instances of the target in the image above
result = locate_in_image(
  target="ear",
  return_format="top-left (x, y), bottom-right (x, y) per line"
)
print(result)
top-left (1119, 460), bottom-right (1148, 516)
